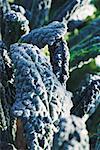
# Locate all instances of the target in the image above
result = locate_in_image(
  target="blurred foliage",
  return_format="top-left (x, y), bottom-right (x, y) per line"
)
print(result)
top-left (68, 59), bottom-right (100, 92)
top-left (8, 0), bottom-right (14, 3)
top-left (91, 0), bottom-right (100, 10)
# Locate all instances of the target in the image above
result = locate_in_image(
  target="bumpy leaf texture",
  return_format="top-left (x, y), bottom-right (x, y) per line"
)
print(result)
top-left (4, 10), bottom-right (30, 48)
top-left (71, 74), bottom-right (100, 119)
top-left (49, 39), bottom-right (70, 87)
top-left (10, 43), bottom-right (72, 149)
top-left (11, 4), bottom-right (31, 21)
top-left (20, 21), bottom-right (70, 86)
top-left (11, 4), bottom-right (26, 15)
top-left (20, 21), bottom-right (67, 48)
top-left (0, 41), bottom-right (8, 83)
top-left (0, 41), bottom-right (16, 146)
top-left (52, 115), bottom-right (89, 150)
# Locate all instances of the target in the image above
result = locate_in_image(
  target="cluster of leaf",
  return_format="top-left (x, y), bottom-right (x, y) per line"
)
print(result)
top-left (0, 0), bottom-right (100, 150)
